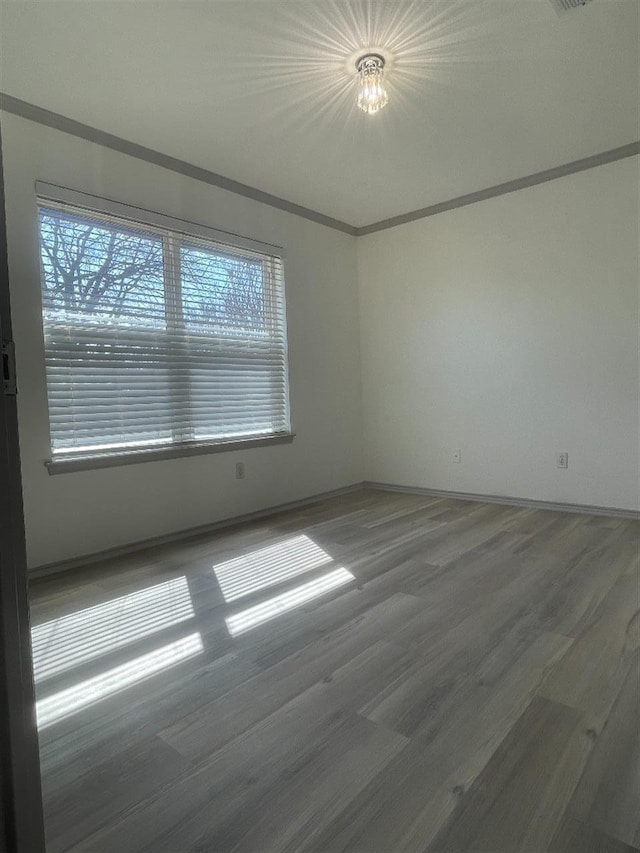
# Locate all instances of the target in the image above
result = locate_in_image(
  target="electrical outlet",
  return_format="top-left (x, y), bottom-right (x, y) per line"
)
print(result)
top-left (556, 452), bottom-right (568, 469)
top-left (453, 450), bottom-right (461, 463)
top-left (235, 461), bottom-right (245, 480)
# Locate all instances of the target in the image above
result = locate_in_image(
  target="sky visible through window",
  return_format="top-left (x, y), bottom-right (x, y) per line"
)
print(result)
top-left (39, 208), bottom-right (165, 325)
top-left (37, 203), bottom-right (289, 456)
top-left (39, 208), bottom-right (267, 334)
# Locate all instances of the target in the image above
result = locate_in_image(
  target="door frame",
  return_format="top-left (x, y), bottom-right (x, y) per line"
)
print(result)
top-left (0, 123), bottom-right (46, 851)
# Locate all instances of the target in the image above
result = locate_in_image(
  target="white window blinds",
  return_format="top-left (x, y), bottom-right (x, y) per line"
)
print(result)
top-left (37, 196), bottom-right (291, 465)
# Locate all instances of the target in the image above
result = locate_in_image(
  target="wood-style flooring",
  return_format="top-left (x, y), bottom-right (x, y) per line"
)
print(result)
top-left (29, 489), bottom-right (640, 853)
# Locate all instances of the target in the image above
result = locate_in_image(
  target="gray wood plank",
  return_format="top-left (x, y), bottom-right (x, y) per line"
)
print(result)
top-left (567, 654), bottom-right (640, 848)
top-left (27, 489), bottom-right (639, 853)
top-left (75, 682), bottom-right (406, 852)
top-left (309, 632), bottom-right (572, 853)
top-left (538, 571), bottom-right (640, 731)
top-left (549, 815), bottom-right (640, 853)
top-left (158, 593), bottom-right (425, 760)
top-left (43, 735), bottom-right (193, 853)
top-left (427, 696), bottom-right (593, 853)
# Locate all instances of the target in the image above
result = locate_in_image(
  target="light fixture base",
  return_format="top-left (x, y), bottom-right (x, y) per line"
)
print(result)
top-left (355, 53), bottom-right (386, 73)
top-left (355, 53), bottom-right (389, 115)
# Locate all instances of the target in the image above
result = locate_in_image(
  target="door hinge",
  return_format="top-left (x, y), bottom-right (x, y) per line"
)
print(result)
top-left (2, 340), bottom-right (17, 395)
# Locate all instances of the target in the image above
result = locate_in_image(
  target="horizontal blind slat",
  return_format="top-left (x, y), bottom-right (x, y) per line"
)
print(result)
top-left (39, 198), bottom-right (291, 458)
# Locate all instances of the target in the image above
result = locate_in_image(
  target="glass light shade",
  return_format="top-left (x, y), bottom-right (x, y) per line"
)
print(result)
top-left (356, 54), bottom-right (388, 115)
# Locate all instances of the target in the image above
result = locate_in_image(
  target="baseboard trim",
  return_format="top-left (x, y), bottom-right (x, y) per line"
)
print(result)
top-left (29, 483), bottom-right (364, 580)
top-left (30, 480), bottom-right (639, 579)
top-left (363, 481), bottom-right (640, 520)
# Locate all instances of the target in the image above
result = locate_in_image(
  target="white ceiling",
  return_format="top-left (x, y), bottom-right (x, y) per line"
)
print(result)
top-left (1, 0), bottom-right (638, 227)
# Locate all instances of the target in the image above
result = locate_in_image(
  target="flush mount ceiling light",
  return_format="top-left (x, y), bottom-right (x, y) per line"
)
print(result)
top-left (356, 53), bottom-right (388, 115)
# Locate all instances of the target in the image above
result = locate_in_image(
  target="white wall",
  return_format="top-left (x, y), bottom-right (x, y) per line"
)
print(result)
top-left (2, 113), bottom-right (363, 568)
top-left (3, 112), bottom-right (637, 570)
top-left (358, 157), bottom-right (640, 511)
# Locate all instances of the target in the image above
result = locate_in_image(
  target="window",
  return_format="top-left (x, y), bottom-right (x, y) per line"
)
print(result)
top-left (37, 189), bottom-right (291, 472)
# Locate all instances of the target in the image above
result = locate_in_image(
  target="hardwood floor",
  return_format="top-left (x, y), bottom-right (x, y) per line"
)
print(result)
top-left (29, 488), bottom-right (640, 853)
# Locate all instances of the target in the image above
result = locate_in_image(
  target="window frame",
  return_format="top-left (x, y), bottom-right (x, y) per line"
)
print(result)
top-left (35, 183), bottom-right (294, 474)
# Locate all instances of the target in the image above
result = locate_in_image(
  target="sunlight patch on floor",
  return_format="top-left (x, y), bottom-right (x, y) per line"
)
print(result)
top-left (31, 577), bottom-right (194, 681)
top-left (213, 534), bottom-right (335, 602)
top-left (226, 567), bottom-right (354, 636)
top-left (36, 632), bottom-right (203, 728)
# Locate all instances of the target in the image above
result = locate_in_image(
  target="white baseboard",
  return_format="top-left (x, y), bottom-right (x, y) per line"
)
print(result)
top-left (31, 480), bottom-right (638, 580)
top-left (363, 481), bottom-right (640, 520)
top-left (29, 483), bottom-right (364, 580)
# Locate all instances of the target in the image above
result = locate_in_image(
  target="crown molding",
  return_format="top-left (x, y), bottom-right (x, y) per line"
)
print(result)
top-left (0, 93), bottom-right (358, 236)
top-left (2, 93), bottom-right (638, 237)
top-left (357, 141), bottom-right (640, 235)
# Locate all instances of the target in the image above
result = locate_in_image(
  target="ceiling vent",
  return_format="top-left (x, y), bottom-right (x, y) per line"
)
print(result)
top-left (550, 0), bottom-right (593, 12)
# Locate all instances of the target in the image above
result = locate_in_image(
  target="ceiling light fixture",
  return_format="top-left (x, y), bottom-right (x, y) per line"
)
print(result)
top-left (356, 53), bottom-right (388, 115)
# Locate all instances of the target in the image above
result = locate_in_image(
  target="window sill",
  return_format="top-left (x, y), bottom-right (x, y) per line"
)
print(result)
top-left (45, 433), bottom-right (296, 475)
